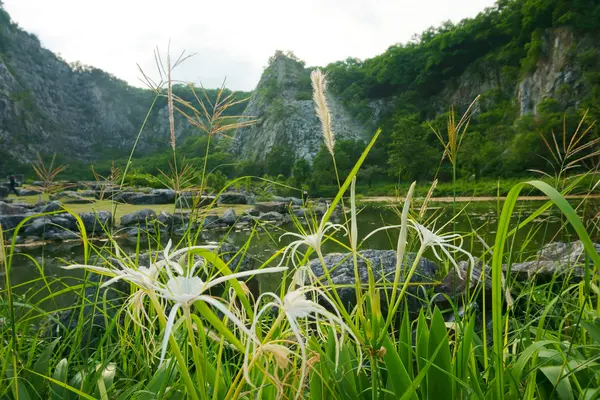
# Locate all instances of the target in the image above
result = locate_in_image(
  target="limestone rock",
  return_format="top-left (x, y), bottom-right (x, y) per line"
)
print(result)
top-left (120, 209), bottom-right (157, 226)
top-left (218, 192), bottom-right (252, 205)
top-left (255, 201), bottom-right (288, 214)
top-left (0, 201), bottom-right (28, 215)
top-left (231, 53), bottom-right (366, 163)
top-left (309, 250), bottom-right (439, 312)
top-left (221, 208), bottom-right (237, 225)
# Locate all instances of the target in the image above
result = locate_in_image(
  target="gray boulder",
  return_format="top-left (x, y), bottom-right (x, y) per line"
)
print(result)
top-left (444, 241), bottom-right (600, 300)
top-left (113, 191), bottom-right (140, 203)
top-left (176, 193), bottom-right (214, 209)
top-left (201, 215), bottom-right (221, 229)
top-left (114, 189), bottom-right (176, 205)
top-left (42, 230), bottom-right (79, 241)
top-left (0, 201), bottom-right (29, 215)
top-left (79, 211), bottom-right (112, 234)
top-left (293, 208), bottom-right (309, 218)
top-left (157, 211), bottom-right (174, 227)
top-left (0, 214), bottom-right (28, 231)
top-left (33, 201), bottom-right (64, 213)
top-left (150, 189), bottom-right (176, 204)
top-left (0, 186), bottom-right (8, 198)
top-left (18, 188), bottom-right (41, 196)
top-left (221, 208), bottom-right (237, 225)
top-left (120, 209), bottom-right (157, 227)
top-left (309, 250), bottom-right (439, 312)
top-left (259, 211), bottom-right (284, 222)
top-left (244, 208), bottom-right (261, 217)
top-left (51, 191), bottom-right (94, 204)
top-left (50, 214), bottom-right (78, 231)
top-left (24, 217), bottom-right (53, 236)
top-left (272, 196), bottom-right (303, 206)
top-left (255, 201), bottom-right (288, 214)
top-left (218, 192), bottom-right (250, 205)
top-left (511, 240), bottom-right (600, 277)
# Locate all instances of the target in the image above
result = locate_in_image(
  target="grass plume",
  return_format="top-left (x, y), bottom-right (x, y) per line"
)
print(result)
top-left (311, 69), bottom-right (334, 156)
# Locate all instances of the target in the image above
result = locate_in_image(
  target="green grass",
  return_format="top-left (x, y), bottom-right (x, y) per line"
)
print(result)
top-left (1, 132), bottom-right (599, 399)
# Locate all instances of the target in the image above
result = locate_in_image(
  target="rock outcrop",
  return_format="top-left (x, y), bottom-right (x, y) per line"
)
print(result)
top-left (0, 6), bottom-right (248, 166)
top-left (231, 53), bottom-right (366, 163)
top-left (309, 250), bottom-right (439, 313)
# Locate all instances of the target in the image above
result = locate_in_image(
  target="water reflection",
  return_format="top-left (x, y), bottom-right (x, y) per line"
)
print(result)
top-left (3, 199), bottom-right (595, 312)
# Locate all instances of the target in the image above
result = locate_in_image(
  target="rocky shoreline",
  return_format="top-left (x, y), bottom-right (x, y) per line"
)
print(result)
top-left (0, 193), bottom-right (330, 246)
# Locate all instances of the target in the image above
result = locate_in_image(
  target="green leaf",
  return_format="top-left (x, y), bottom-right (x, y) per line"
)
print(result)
top-left (540, 365), bottom-right (574, 400)
top-left (51, 358), bottom-right (68, 400)
top-left (381, 334), bottom-right (416, 400)
top-left (581, 387), bottom-right (600, 400)
top-left (491, 180), bottom-right (600, 400)
top-left (137, 363), bottom-right (175, 400)
top-left (456, 315), bottom-right (476, 396)
top-left (11, 379), bottom-right (33, 400)
top-left (427, 308), bottom-right (453, 399)
top-left (581, 320), bottom-right (600, 344)
top-left (25, 368), bottom-right (96, 400)
top-left (399, 305), bottom-right (413, 377)
top-left (509, 340), bottom-right (557, 394)
top-left (309, 365), bottom-right (324, 400)
top-left (27, 338), bottom-right (60, 395)
top-left (416, 310), bottom-right (429, 398)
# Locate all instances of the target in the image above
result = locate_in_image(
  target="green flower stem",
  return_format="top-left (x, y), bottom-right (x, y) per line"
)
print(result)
top-left (149, 294), bottom-right (199, 400)
top-left (378, 246), bottom-right (425, 344)
top-left (184, 306), bottom-right (207, 400)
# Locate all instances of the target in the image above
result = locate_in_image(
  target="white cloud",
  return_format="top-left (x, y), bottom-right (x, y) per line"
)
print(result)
top-left (3, 0), bottom-right (497, 91)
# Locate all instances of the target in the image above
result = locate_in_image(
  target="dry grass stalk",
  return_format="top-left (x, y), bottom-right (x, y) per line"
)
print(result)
top-left (174, 80), bottom-right (255, 138)
top-left (311, 69), bottom-right (334, 156)
top-left (530, 110), bottom-right (599, 182)
top-left (430, 95), bottom-right (480, 166)
top-left (167, 50), bottom-right (176, 150)
top-left (157, 159), bottom-right (197, 193)
top-left (91, 162), bottom-right (121, 200)
top-left (137, 46), bottom-right (195, 148)
top-left (32, 152), bottom-right (68, 197)
top-left (419, 179), bottom-right (438, 219)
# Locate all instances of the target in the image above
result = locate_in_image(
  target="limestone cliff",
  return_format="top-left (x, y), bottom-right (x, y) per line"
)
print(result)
top-left (0, 7), bottom-right (192, 166)
top-left (231, 53), bottom-right (367, 163)
top-left (432, 27), bottom-right (598, 116)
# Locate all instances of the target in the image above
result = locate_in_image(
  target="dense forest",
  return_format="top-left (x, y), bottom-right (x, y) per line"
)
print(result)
top-left (314, 0), bottom-right (600, 188)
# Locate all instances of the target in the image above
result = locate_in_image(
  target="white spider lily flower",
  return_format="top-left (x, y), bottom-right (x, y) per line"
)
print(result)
top-left (279, 207), bottom-right (347, 267)
top-left (155, 239), bottom-right (217, 278)
top-left (65, 240), bottom-right (286, 364)
top-left (63, 257), bottom-right (160, 291)
top-left (154, 265), bottom-right (288, 363)
top-left (408, 220), bottom-right (474, 280)
top-left (244, 288), bottom-right (361, 400)
top-left (259, 343), bottom-right (292, 369)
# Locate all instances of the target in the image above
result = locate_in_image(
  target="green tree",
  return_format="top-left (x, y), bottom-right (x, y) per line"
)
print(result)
top-left (387, 115), bottom-right (440, 181)
top-left (265, 145), bottom-right (294, 177)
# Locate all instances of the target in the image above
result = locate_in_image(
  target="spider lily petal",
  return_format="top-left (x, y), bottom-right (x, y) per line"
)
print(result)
top-left (245, 288), bottom-right (361, 399)
top-left (278, 207), bottom-right (347, 267)
top-left (408, 220), bottom-right (474, 279)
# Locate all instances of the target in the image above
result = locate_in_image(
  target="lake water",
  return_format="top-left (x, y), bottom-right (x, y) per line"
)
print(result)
top-left (2, 198), bottom-right (597, 312)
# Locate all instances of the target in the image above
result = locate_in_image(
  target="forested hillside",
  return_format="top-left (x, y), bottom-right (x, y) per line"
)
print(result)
top-left (319, 0), bottom-right (600, 184)
top-left (0, 2), bottom-right (249, 174)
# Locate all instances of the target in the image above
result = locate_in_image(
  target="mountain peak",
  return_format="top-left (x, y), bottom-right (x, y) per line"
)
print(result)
top-left (231, 51), bottom-right (367, 163)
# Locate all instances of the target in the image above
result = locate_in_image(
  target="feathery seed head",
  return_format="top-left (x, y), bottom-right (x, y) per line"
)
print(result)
top-left (311, 69), bottom-right (335, 156)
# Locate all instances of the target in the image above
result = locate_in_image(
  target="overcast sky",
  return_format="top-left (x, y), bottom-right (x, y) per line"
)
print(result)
top-left (4, 0), bottom-right (497, 91)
